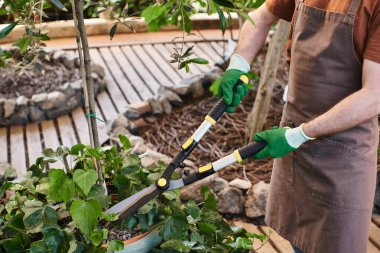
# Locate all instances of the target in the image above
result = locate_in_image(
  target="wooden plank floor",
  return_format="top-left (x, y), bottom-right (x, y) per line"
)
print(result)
top-left (0, 40), bottom-right (224, 173)
top-left (234, 217), bottom-right (380, 253)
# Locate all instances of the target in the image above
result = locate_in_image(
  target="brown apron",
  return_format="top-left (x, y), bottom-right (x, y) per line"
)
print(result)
top-left (265, 0), bottom-right (379, 252)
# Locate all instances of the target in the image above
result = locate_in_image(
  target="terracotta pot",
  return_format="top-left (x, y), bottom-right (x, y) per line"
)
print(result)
top-left (105, 230), bottom-right (161, 253)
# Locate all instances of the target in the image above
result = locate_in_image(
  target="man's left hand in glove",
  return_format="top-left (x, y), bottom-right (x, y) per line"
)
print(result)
top-left (253, 124), bottom-right (315, 159)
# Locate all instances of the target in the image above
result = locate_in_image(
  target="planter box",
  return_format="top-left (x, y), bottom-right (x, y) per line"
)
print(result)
top-left (0, 13), bottom-right (240, 44)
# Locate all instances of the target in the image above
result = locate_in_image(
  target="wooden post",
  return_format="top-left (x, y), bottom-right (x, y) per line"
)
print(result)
top-left (247, 20), bottom-right (290, 138)
top-left (72, 0), bottom-right (103, 182)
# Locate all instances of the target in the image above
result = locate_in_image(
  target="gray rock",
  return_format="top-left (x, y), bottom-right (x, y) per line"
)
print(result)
top-left (140, 149), bottom-right (170, 168)
top-left (3, 99), bottom-right (16, 118)
top-left (107, 114), bottom-right (129, 135)
top-left (175, 75), bottom-right (203, 95)
top-left (159, 96), bottom-right (172, 115)
top-left (62, 53), bottom-right (79, 69)
top-left (244, 181), bottom-right (270, 218)
top-left (229, 178), bottom-right (252, 191)
top-left (180, 174), bottom-right (217, 203)
top-left (123, 108), bottom-right (141, 120)
top-left (129, 118), bottom-right (149, 134)
top-left (52, 50), bottom-right (66, 61)
top-left (29, 106), bottom-right (45, 122)
top-left (70, 79), bottom-right (83, 90)
top-left (217, 186), bottom-right (244, 214)
top-left (31, 93), bottom-right (48, 104)
top-left (190, 78), bottom-right (205, 97)
top-left (45, 106), bottom-right (69, 119)
top-left (209, 177), bottom-right (229, 194)
top-left (16, 96), bottom-right (28, 106)
top-left (9, 108), bottom-right (29, 125)
top-left (158, 87), bottom-right (183, 106)
top-left (132, 141), bottom-right (149, 154)
top-left (92, 63), bottom-right (105, 78)
top-left (41, 91), bottom-right (66, 110)
top-left (128, 101), bottom-right (151, 115)
top-left (110, 126), bottom-right (131, 143)
top-left (148, 97), bottom-right (163, 115)
top-left (58, 82), bottom-right (75, 97)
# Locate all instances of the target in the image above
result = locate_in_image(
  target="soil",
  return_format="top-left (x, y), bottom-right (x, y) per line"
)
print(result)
top-left (0, 59), bottom-right (80, 99)
top-left (107, 227), bottom-right (142, 241)
top-left (140, 86), bottom-right (284, 185)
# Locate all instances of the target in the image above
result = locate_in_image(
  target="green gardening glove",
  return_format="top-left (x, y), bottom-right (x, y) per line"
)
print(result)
top-left (253, 125), bottom-right (314, 159)
top-left (217, 69), bottom-right (249, 113)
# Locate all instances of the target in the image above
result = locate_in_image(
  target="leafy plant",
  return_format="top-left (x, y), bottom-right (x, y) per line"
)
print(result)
top-left (0, 135), bottom-right (267, 252)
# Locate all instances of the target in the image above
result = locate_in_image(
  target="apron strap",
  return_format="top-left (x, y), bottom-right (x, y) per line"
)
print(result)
top-left (347, 0), bottom-right (361, 17)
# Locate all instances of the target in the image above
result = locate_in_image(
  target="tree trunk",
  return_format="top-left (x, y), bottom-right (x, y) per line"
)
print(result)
top-left (72, 0), bottom-right (103, 182)
top-left (246, 20), bottom-right (290, 139)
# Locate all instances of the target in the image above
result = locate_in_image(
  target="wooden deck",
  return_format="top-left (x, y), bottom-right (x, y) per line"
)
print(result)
top-left (234, 215), bottom-right (380, 253)
top-left (0, 39), bottom-right (227, 175)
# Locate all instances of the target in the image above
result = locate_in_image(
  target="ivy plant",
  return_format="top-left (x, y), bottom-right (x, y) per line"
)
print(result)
top-left (0, 135), bottom-right (268, 252)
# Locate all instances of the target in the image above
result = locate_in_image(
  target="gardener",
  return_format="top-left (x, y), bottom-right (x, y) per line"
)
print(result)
top-left (216, 0), bottom-right (380, 252)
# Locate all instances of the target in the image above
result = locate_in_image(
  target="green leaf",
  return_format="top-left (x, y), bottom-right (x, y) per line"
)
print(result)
top-left (141, 5), bottom-right (169, 32)
top-left (48, 169), bottom-right (75, 202)
top-left (246, 232), bottom-right (268, 242)
top-left (89, 228), bottom-right (108, 246)
top-left (41, 227), bottom-right (70, 253)
top-left (188, 58), bottom-right (209, 65)
top-left (235, 237), bottom-right (253, 249)
top-left (88, 184), bottom-right (110, 209)
top-left (70, 199), bottom-right (102, 236)
top-left (125, 215), bottom-right (139, 230)
top-left (36, 182), bottom-right (50, 195)
top-left (201, 185), bottom-right (217, 211)
top-left (185, 200), bottom-right (200, 219)
top-left (118, 134), bottom-right (131, 150)
top-left (108, 240), bottom-right (124, 251)
top-left (0, 231), bottom-right (29, 252)
top-left (215, 5), bottom-right (226, 35)
top-left (213, 0), bottom-right (234, 8)
top-left (70, 144), bottom-right (86, 155)
top-left (110, 23), bottom-right (118, 40)
top-left (73, 169), bottom-right (98, 196)
top-left (22, 201), bottom-right (58, 233)
top-left (197, 222), bottom-right (217, 234)
top-left (160, 239), bottom-right (191, 252)
top-left (68, 241), bottom-right (86, 253)
top-left (30, 241), bottom-right (48, 253)
top-left (162, 191), bottom-right (180, 202)
top-left (0, 22), bottom-right (18, 39)
top-left (50, 0), bottom-right (67, 11)
top-left (162, 212), bottom-right (189, 241)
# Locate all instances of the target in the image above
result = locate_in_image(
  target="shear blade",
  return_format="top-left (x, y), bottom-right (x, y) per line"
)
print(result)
top-left (107, 178), bottom-right (185, 218)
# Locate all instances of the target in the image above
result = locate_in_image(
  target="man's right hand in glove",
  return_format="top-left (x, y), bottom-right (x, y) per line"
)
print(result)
top-left (217, 54), bottom-right (250, 113)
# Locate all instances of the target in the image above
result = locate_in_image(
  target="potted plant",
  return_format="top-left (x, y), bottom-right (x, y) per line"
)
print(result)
top-left (0, 134), bottom-right (268, 252)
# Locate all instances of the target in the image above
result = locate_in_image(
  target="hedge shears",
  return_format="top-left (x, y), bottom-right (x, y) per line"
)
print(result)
top-left (107, 75), bottom-right (266, 219)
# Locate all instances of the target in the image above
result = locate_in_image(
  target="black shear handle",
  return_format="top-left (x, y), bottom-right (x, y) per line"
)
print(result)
top-left (207, 76), bottom-right (248, 122)
top-left (182, 142), bottom-right (266, 186)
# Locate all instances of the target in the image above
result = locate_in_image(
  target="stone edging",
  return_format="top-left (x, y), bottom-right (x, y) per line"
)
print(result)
top-left (0, 50), bottom-right (106, 127)
top-left (108, 66), bottom-right (224, 135)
